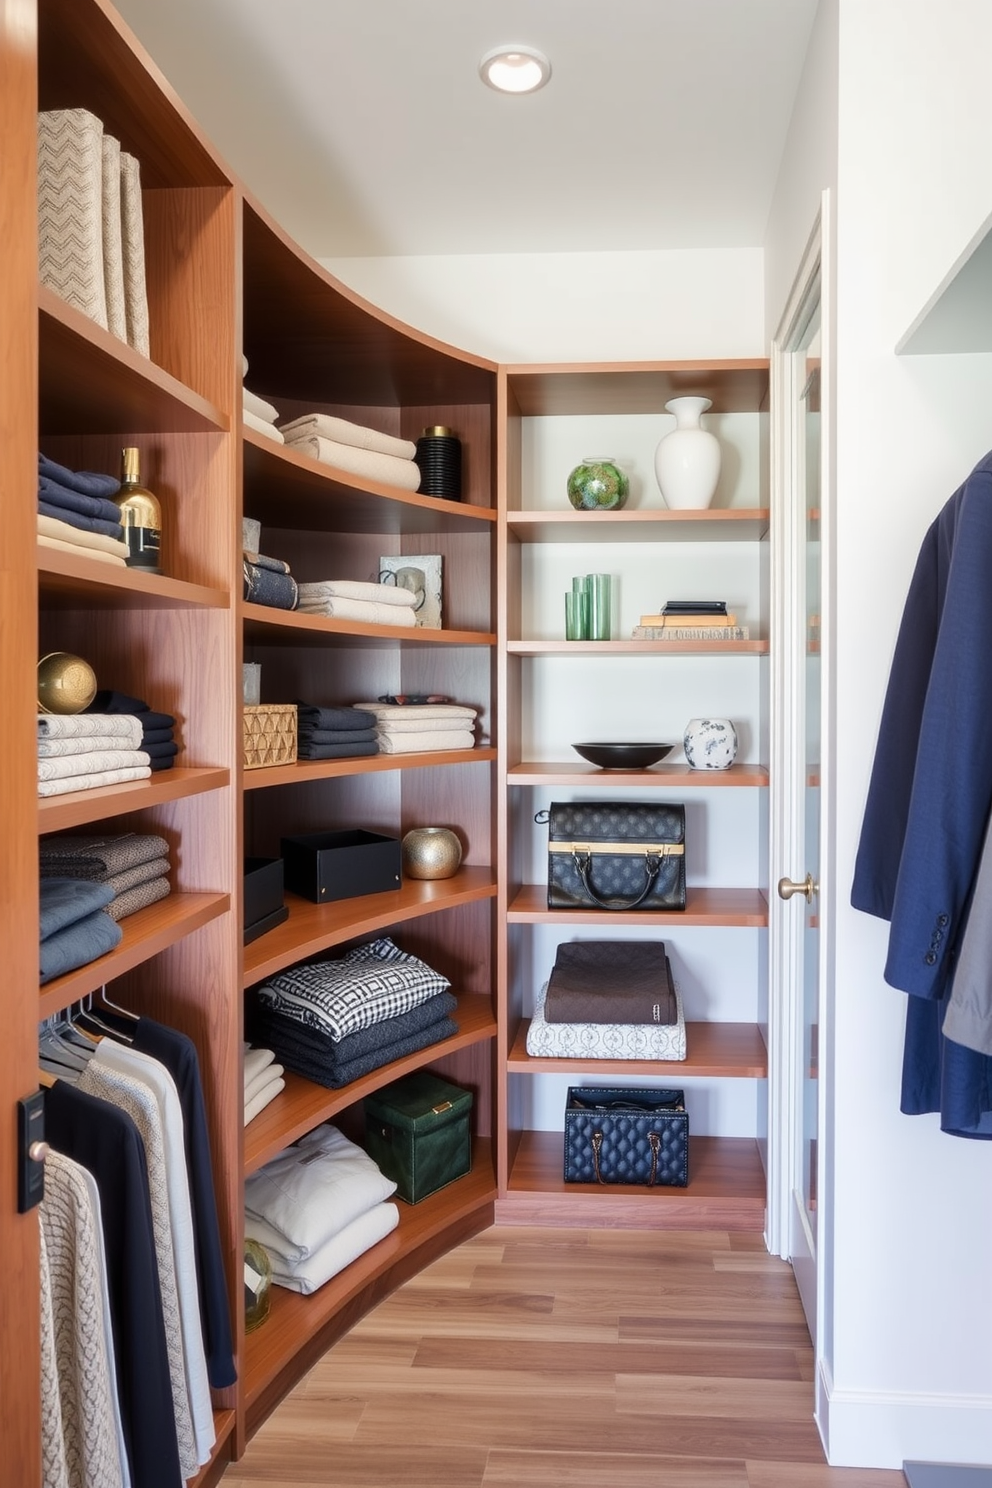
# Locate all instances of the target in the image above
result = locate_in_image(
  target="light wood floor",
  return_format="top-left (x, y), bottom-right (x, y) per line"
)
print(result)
top-left (222, 1226), bottom-right (906, 1488)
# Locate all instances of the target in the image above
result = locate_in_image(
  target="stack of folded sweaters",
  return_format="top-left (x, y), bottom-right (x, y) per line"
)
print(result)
top-left (39, 831), bottom-right (173, 922)
top-left (278, 413), bottom-right (421, 492)
top-left (526, 940), bottom-right (687, 1061)
top-left (352, 701), bottom-right (477, 755)
top-left (38, 453), bottom-right (128, 567)
top-left (40, 877), bottom-right (122, 984)
top-left (243, 1044), bottom-right (285, 1126)
top-left (250, 936), bottom-right (458, 1090)
top-left (37, 713), bottom-right (150, 797)
top-left (296, 579), bottom-right (417, 627)
top-left (86, 688), bottom-right (180, 771)
top-left (295, 702), bottom-right (378, 760)
top-left (244, 1123), bottom-right (399, 1294)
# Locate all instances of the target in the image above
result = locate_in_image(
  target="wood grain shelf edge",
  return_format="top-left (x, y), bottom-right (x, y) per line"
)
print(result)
top-left (506, 884), bottom-right (769, 926)
top-left (506, 1020), bottom-right (768, 1077)
top-left (38, 766), bottom-right (231, 832)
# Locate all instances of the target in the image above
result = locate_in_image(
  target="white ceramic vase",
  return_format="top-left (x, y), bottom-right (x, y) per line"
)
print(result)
top-left (654, 396), bottom-right (721, 510)
top-left (683, 717), bottom-right (738, 770)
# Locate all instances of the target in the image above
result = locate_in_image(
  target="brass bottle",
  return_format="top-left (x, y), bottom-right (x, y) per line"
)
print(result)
top-left (116, 446), bottom-right (162, 572)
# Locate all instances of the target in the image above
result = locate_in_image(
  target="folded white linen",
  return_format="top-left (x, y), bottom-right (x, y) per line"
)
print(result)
top-left (297, 596), bottom-right (417, 627)
top-left (243, 1046), bottom-right (277, 1088)
top-left (278, 413), bottom-right (416, 461)
top-left (244, 1123), bottom-right (397, 1263)
top-left (281, 433), bottom-right (421, 492)
top-left (261, 1200), bottom-right (400, 1295)
top-left (38, 732), bottom-right (147, 758)
top-left (38, 713), bottom-right (144, 744)
top-left (297, 579), bottom-right (417, 608)
top-left (37, 513), bottom-right (129, 560)
top-left (242, 387), bottom-right (280, 424)
top-left (38, 748), bottom-right (150, 781)
top-left (353, 702), bottom-right (478, 722)
top-left (368, 716), bottom-right (478, 735)
top-left (244, 1076), bottom-right (285, 1127)
top-left (38, 534), bottom-right (126, 566)
top-left (37, 765), bottom-right (152, 797)
top-left (376, 730), bottom-right (475, 754)
top-left (525, 979), bottom-right (687, 1061)
top-left (243, 408), bottom-right (285, 443)
top-left (243, 1061), bottom-right (284, 1109)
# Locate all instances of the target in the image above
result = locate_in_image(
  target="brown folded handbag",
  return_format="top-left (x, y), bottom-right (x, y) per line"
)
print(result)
top-left (543, 939), bottom-right (678, 1025)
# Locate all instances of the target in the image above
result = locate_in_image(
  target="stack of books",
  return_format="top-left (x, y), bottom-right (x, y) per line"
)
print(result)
top-left (632, 599), bottom-right (749, 641)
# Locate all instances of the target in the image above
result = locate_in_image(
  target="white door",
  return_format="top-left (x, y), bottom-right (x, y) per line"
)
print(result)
top-left (769, 199), bottom-right (832, 1349)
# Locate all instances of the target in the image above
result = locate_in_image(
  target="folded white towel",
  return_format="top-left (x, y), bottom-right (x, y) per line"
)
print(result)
top-left (296, 580), bottom-right (417, 609)
top-left (38, 713), bottom-right (144, 745)
top-left (38, 765), bottom-right (152, 797)
top-left (38, 732), bottom-right (149, 758)
top-left (376, 729), bottom-right (475, 754)
top-left (282, 433), bottom-right (421, 492)
top-left (37, 514), bottom-right (129, 560)
top-left (38, 534), bottom-right (126, 566)
top-left (38, 748), bottom-right (150, 781)
top-left (353, 703), bottom-right (478, 722)
top-left (373, 716), bottom-right (478, 734)
top-left (244, 1076), bottom-right (285, 1127)
top-left (242, 387), bottom-right (280, 424)
top-left (278, 413), bottom-right (416, 462)
top-left (260, 1200), bottom-right (400, 1295)
top-left (244, 408), bottom-right (285, 443)
top-left (297, 596), bottom-right (417, 627)
top-left (243, 1046), bottom-right (277, 1087)
top-left (244, 1061), bottom-right (284, 1109)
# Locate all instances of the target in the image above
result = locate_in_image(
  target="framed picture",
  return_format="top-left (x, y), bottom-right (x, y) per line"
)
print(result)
top-left (378, 553), bottom-right (442, 629)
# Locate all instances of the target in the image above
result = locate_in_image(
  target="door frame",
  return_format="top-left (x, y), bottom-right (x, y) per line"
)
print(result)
top-left (767, 185), bottom-right (834, 1370)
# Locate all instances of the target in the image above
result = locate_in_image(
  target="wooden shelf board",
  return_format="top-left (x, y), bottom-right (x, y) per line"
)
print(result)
top-left (507, 1020), bottom-right (768, 1078)
top-left (38, 547), bottom-right (230, 610)
top-left (503, 361), bottom-right (770, 417)
top-left (508, 638), bottom-right (768, 656)
top-left (38, 766), bottom-right (230, 833)
top-left (499, 1131), bottom-right (765, 1230)
top-left (243, 868), bottom-right (498, 986)
top-left (508, 760), bottom-right (768, 787)
top-left (39, 891), bottom-right (230, 1018)
top-left (243, 747), bottom-right (496, 791)
top-left (244, 434), bottom-right (496, 533)
top-left (39, 288), bottom-right (227, 435)
top-left (188, 1410), bottom-right (237, 1488)
top-left (507, 884), bottom-right (768, 927)
top-left (507, 508), bottom-right (770, 544)
top-left (242, 601), bottom-right (494, 649)
top-left (243, 1140), bottom-right (496, 1415)
top-left (244, 994), bottom-right (497, 1173)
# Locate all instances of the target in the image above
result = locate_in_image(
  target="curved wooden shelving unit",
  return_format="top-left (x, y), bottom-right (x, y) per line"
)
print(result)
top-left (506, 1019), bottom-right (768, 1078)
top-left (243, 747), bottom-right (496, 791)
top-left (38, 547), bottom-right (230, 610)
top-left (507, 760), bottom-right (768, 787)
top-left (242, 601), bottom-right (495, 649)
top-left (38, 890), bottom-right (230, 1018)
top-left (507, 637), bottom-right (768, 656)
top-left (506, 507), bottom-right (770, 544)
top-left (245, 994), bottom-right (497, 1174)
top-left (38, 766), bottom-right (231, 832)
top-left (506, 884), bottom-right (768, 927)
top-left (243, 869), bottom-right (498, 987)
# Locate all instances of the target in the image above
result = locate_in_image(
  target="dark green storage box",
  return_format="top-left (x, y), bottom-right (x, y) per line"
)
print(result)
top-left (364, 1071), bottom-right (473, 1204)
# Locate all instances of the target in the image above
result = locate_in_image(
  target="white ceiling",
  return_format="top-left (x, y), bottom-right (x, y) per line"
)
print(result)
top-left (113, 0), bottom-right (819, 261)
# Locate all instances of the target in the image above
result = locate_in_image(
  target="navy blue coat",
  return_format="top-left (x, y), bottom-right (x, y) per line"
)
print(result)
top-left (851, 450), bottom-right (992, 1136)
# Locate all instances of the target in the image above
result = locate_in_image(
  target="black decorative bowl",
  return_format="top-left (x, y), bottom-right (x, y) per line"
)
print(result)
top-left (572, 741), bottom-right (675, 769)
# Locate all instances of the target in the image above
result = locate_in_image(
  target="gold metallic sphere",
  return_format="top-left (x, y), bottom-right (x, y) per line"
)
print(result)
top-left (37, 651), bottom-right (98, 714)
top-left (401, 827), bottom-right (462, 880)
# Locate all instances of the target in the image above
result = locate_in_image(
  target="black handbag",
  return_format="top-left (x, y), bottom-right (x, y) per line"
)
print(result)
top-left (537, 801), bottom-right (686, 911)
top-left (563, 1086), bottom-right (689, 1187)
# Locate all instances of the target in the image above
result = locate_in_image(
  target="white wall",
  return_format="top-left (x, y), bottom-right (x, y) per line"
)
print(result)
top-left (822, 0), bottom-right (992, 1468)
top-left (322, 248), bottom-right (765, 363)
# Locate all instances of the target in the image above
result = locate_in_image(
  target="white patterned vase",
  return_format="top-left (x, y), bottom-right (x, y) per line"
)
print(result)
top-left (683, 717), bottom-right (738, 770)
top-left (654, 396), bottom-right (721, 510)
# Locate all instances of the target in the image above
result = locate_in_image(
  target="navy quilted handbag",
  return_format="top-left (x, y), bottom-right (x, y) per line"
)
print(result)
top-left (538, 801), bottom-right (686, 911)
top-left (563, 1086), bottom-right (688, 1187)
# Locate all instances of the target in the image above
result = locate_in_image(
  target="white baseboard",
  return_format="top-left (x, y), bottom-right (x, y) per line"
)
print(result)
top-left (817, 1360), bottom-right (992, 1469)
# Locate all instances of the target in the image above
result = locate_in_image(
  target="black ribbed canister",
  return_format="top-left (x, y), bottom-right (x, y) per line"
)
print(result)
top-left (414, 425), bottom-right (462, 500)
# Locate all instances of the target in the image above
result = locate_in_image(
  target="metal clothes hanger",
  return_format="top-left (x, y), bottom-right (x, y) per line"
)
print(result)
top-left (94, 984), bottom-right (139, 1022)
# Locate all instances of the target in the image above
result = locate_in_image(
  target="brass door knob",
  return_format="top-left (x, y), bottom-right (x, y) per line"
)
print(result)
top-left (778, 873), bottom-right (816, 904)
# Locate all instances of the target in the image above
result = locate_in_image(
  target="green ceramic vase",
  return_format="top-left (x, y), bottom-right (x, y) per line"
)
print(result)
top-left (566, 457), bottom-right (629, 511)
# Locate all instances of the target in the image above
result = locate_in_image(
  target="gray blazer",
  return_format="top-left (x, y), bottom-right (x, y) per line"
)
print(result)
top-left (944, 810), bottom-right (992, 1055)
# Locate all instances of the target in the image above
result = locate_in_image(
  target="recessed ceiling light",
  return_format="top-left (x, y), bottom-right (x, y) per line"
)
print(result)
top-left (478, 45), bottom-right (551, 95)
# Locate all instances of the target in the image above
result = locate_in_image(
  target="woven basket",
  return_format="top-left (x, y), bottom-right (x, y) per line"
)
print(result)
top-left (243, 704), bottom-right (297, 770)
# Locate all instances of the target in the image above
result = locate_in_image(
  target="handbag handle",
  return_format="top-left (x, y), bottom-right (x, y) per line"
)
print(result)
top-left (591, 1129), bottom-right (662, 1186)
top-left (573, 849), bottom-right (662, 910)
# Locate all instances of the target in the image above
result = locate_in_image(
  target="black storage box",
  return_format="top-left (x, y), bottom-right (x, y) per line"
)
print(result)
top-left (243, 856), bottom-right (288, 944)
top-left (364, 1071), bottom-right (473, 1203)
top-left (280, 829), bottom-right (401, 904)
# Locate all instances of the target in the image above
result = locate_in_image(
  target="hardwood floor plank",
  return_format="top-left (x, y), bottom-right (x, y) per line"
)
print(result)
top-left (616, 1372), bottom-right (816, 1421)
top-left (619, 1312), bottom-right (811, 1344)
top-left (412, 1336), bottom-right (806, 1381)
top-left (482, 1448), bottom-right (751, 1487)
top-left (746, 1463), bottom-right (907, 1487)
